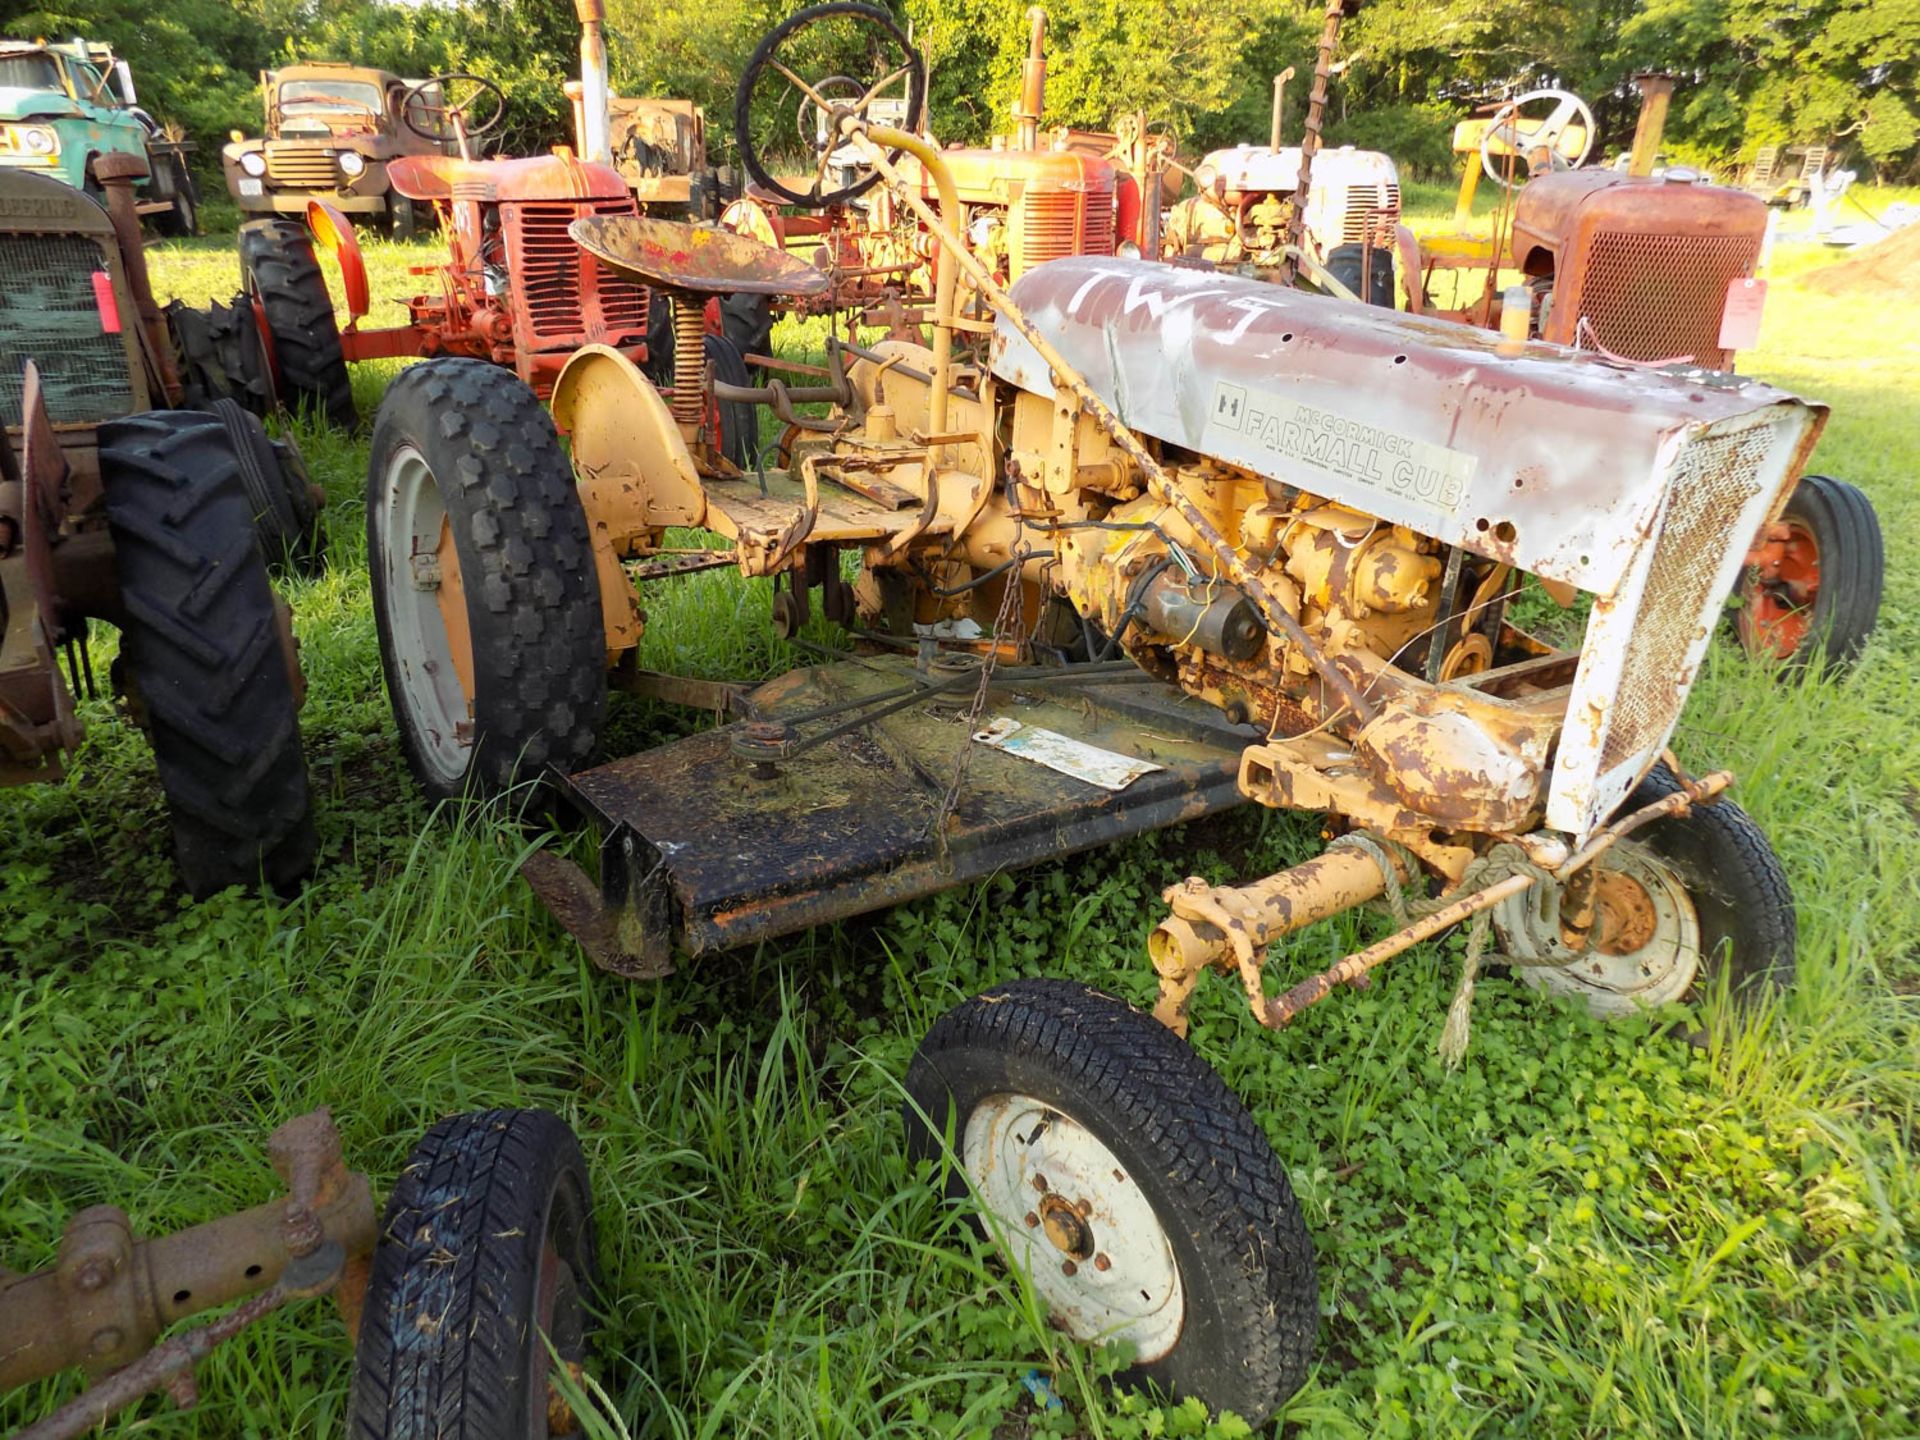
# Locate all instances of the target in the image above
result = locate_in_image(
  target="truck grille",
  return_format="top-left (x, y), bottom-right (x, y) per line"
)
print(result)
top-left (266, 147), bottom-right (341, 187)
top-left (1337, 183), bottom-right (1400, 245)
top-left (1598, 424), bottom-right (1773, 771)
top-left (1012, 181), bottom-right (1115, 277)
top-left (513, 199), bottom-right (650, 346)
top-left (0, 234), bottom-right (136, 428)
top-left (1569, 230), bottom-right (1761, 369)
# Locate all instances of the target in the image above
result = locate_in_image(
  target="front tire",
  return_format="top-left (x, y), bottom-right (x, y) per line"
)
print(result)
top-left (348, 1109), bottom-right (598, 1440)
top-left (1495, 764), bottom-right (1795, 1017)
top-left (239, 218), bottom-right (356, 428)
top-left (904, 979), bottom-right (1318, 1427)
top-left (1734, 473), bottom-right (1883, 674)
top-left (210, 399), bottom-right (325, 576)
top-left (98, 410), bottom-right (316, 897)
top-left (153, 154), bottom-right (199, 237)
top-left (366, 359), bottom-right (605, 805)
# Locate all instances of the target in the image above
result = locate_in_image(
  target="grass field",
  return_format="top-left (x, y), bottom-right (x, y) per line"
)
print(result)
top-left (3, 191), bottom-right (1917, 1439)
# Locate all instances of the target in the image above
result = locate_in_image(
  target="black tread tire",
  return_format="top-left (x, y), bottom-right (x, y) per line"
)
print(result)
top-left (735, 2), bottom-right (928, 209)
top-left (210, 399), bottom-right (325, 577)
top-left (239, 218), bottom-right (356, 429)
top-left (904, 979), bottom-right (1317, 1427)
top-left (168, 296), bottom-right (278, 416)
top-left (704, 331), bottom-right (758, 469)
top-left (1735, 473), bottom-right (1884, 676)
top-left (97, 410), bottom-right (316, 897)
top-left (1628, 762), bottom-right (1797, 1001)
top-left (366, 358), bottom-right (605, 805)
top-left (1323, 241), bottom-right (1395, 308)
top-left (348, 1109), bottom-right (598, 1440)
top-left (389, 195), bottom-right (418, 241)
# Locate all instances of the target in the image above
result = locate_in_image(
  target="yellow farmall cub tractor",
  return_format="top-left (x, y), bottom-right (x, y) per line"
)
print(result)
top-left (363, 22), bottom-right (1821, 1425)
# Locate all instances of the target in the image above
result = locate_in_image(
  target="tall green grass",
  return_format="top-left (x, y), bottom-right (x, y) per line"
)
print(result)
top-left (2, 195), bottom-right (1915, 1438)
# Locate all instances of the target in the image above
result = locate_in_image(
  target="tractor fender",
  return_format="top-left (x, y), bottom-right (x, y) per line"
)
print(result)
top-left (550, 344), bottom-right (708, 543)
top-left (305, 200), bottom-right (370, 320)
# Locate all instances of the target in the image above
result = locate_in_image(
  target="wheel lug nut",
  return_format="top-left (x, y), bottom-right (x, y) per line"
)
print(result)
top-left (1024, 1211), bottom-right (1039, 1227)
top-left (1094, 1253), bottom-right (1111, 1271)
top-left (1061, 1260), bottom-right (1077, 1277)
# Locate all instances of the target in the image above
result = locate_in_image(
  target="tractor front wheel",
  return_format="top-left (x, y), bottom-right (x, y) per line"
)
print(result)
top-left (348, 1109), bottom-right (599, 1440)
top-left (239, 218), bottom-right (357, 429)
top-left (904, 979), bottom-right (1319, 1427)
top-left (211, 399), bottom-right (325, 577)
top-left (366, 358), bottom-right (605, 805)
top-left (1734, 473), bottom-right (1883, 674)
top-left (98, 410), bottom-right (316, 896)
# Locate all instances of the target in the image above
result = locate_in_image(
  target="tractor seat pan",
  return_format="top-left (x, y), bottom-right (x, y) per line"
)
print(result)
top-left (387, 153), bottom-right (631, 204)
top-left (571, 215), bottom-right (832, 298)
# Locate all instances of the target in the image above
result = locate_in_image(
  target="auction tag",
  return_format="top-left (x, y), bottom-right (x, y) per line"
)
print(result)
top-left (1718, 277), bottom-right (1767, 353)
top-left (90, 270), bottom-right (121, 334)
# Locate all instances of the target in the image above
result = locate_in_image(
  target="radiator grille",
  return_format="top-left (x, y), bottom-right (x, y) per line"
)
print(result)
top-left (1571, 230), bottom-right (1760, 369)
top-left (0, 234), bottom-right (136, 427)
top-left (515, 199), bottom-right (650, 346)
top-left (266, 147), bottom-right (342, 187)
top-left (1012, 181), bottom-right (1115, 277)
top-left (1599, 425), bottom-right (1773, 769)
top-left (1337, 182), bottom-right (1400, 245)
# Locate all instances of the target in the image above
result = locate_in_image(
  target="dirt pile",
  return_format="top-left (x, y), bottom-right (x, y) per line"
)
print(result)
top-left (1799, 222), bottom-right (1920, 295)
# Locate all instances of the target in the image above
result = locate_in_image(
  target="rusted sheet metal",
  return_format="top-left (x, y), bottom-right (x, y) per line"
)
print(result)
top-left (570, 215), bottom-right (833, 298)
top-left (988, 257), bottom-right (1819, 598)
top-left (387, 152), bottom-right (630, 204)
top-left (555, 656), bottom-right (1254, 960)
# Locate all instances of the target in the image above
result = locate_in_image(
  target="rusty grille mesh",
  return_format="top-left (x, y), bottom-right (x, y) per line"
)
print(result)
top-left (1571, 230), bottom-right (1760, 368)
top-left (266, 147), bottom-right (341, 186)
top-left (1013, 181), bottom-right (1114, 277)
top-left (0, 234), bottom-right (136, 427)
top-left (1338, 182), bottom-right (1400, 245)
top-left (1599, 426), bottom-right (1774, 770)
top-left (516, 200), bottom-right (649, 345)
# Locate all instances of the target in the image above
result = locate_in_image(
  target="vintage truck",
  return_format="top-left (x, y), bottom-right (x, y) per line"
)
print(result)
top-left (0, 38), bottom-right (197, 234)
top-left (221, 62), bottom-right (452, 237)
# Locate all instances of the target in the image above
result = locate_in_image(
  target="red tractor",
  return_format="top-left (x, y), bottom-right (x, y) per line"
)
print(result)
top-left (237, 72), bottom-right (752, 460)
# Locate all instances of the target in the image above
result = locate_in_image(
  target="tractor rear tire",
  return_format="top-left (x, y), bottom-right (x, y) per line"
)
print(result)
top-left (98, 410), bottom-right (316, 897)
top-left (169, 297), bottom-right (278, 416)
top-left (152, 153), bottom-right (199, 238)
top-left (348, 1109), bottom-right (599, 1440)
top-left (211, 399), bottom-right (325, 577)
top-left (239, 218), bottom-right (357, 429)
top-left (1734, 473), bottom-right (1883, 675)
top-left (904, 979), bottom-right (1318, 1427)
top-left (1323, 242), bottom-right (1395, 308)
top-left (366, 358), bottom-right (605, 806)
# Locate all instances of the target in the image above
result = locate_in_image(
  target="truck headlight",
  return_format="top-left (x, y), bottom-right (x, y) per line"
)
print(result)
top-left (22, 126), bottom-right (59, 156)
top-left (1117, 239), bottom-right (1141, 259)
top-left (338, 151), bottom-right (366, 178)
top-left (239, 150), bottom-right (267, 177)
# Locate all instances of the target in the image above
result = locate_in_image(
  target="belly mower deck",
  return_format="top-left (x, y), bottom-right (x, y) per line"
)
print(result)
top-left (525, 654), bottom-right (1256, 977)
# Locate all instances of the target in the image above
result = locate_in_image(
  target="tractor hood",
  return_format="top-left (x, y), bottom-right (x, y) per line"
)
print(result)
top-left (990, 257), bottom-right (1821, 600)
top-left (0, 88), bottom-right (83, 122)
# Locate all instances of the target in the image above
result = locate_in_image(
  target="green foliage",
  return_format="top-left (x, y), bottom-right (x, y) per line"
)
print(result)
top-left (1323, 103), bottom-right (1457, 182)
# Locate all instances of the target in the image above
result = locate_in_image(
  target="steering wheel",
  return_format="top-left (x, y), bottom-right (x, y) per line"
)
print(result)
top-left (735, 2), bottom-right (928, 209)
top-left (401, 73), bottom-right (508, 150)
top-left (1480, 88), bottom-right (1595, 188)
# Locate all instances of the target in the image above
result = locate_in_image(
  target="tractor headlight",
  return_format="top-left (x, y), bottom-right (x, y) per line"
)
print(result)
top-left (239, 150), bottom-right (267, 177)
top-left (338, 150), bottom-right (366, 178)
top-left (1117, 239), bottom-right (1141, 259)
top-left (21, 126), bottom-right (59, 156)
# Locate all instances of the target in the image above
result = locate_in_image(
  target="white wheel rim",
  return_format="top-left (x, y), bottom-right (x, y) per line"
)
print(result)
top-left (375, 442), bottom-right (473, 786)
top-left (1495, 840), bottom-right (1702, 1017)
top-left (963, 1093), bottom-right (1185, 1362)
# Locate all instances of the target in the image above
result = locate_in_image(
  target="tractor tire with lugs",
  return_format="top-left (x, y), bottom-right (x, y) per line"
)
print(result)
top-left (210, 399), bottom-right (325, 577)
top-left (904, 979), bottom-right (1319, 1427)
top-left (348, 1109), bottom-right (599, 1440)
top-left (1734, 472), bottom-right (1883, 675)
top-left (239, 217), bottom-right (356, 429)
top-left (366, 358), bottom-right (605, 805)
top-left (98, 409), bottom-right (316, 897)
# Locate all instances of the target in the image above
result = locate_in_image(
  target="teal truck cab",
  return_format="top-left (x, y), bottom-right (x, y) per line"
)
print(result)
top-left (0, 38), bottom-right (197, 234)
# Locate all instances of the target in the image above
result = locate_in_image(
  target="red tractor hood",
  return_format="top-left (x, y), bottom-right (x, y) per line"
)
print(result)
top-left (388, 152), bottom-right (630, 203)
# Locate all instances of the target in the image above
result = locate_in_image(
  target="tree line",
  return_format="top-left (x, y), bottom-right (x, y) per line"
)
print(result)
top-left (5, 0), bottom-right (1913, 182)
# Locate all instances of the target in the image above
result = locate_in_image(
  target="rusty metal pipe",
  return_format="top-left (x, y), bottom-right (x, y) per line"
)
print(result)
top-left (1151, 844), bottom-right (1393, 980)
top-left (1270, 68), bottom-right (1295, 150)
top-left (1014, 7), bottom-right (1048, 151)
top-left (91, 152), bottom-right (180, 404)
top-left (1627, 74), bottom-right (1675, 180)
top-left (844, 125), bottom-right (1380, 725)
top-left (575, 0), bottom-right (612, 164)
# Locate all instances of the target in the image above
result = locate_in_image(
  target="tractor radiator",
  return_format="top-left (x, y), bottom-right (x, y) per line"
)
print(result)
top-left (1011, 178), bottom-right (1115, 278)
top-left (0, 233), bottom-right (137, 427)
top-left (1336, 182), bottom-right (1400, 246)
top-left (513, 200), bottom-right (650, 347)
top-left (1563, 229), bottom-right (1761, 369)
top-left (265, 147), bottom-right (340, 188)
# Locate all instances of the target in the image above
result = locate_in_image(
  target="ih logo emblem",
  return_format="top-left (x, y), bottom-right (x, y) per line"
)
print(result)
top-left (1211, 382), bottom-right (1248, 432)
